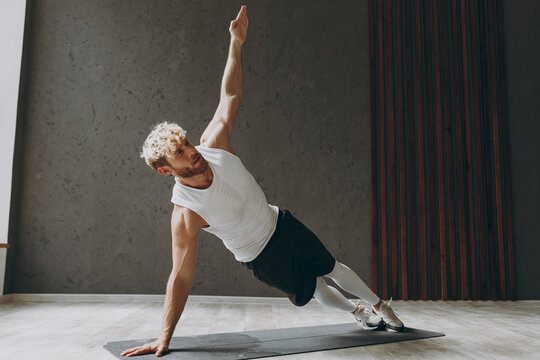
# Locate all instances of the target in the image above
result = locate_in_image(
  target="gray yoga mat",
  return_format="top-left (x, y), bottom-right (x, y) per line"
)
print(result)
top-left (104, 323), bottom-right (444, 359)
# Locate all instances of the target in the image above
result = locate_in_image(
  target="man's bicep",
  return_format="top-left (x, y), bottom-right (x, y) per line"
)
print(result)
top-left (200, 96), bottom-right (240, 145)
top-left (200, 116), bottom-right (228, 145)
top-left (170, 208), bottom-right (200, 275)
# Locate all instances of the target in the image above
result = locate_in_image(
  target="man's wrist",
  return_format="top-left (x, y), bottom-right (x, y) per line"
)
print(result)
top-left (157, 333), bottom-right (171, 346)
top-left (230, 37), bottom-right (243, 47)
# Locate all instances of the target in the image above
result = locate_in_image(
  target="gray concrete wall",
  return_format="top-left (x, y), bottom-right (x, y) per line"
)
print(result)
top-left (6, 0), bottom-right (371, 296)
top-left (502, 0), bottom-right (540, 299)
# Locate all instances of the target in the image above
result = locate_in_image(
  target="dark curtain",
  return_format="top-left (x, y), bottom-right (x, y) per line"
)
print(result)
top-left (369, 0), bottom-right (515, 300)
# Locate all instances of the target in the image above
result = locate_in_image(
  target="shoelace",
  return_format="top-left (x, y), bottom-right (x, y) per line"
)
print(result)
top-left (360, 306), bottom-right (373, 317)
top-left (354, 303), bottom-right (374, 319)
top-left (381, 297), bottom-right (400, 319)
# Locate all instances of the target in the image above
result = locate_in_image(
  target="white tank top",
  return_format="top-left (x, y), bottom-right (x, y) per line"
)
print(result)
top-left (171, 145), bottom-right (279, 262)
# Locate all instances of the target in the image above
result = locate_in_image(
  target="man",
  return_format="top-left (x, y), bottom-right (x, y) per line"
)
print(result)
top-left (122, 5), bottom-right (403, 358)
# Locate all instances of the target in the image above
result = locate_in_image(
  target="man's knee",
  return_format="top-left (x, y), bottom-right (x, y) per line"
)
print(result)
top-left (314, 276), bottom-right (326, 292)
top-left (314, 276), bottom-right (332, 298)
top-left (326, 261), bottom-right (347, 278)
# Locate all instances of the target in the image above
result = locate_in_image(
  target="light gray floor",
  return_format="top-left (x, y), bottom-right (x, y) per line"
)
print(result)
top-left (1, 295), bottom-right (539, 360)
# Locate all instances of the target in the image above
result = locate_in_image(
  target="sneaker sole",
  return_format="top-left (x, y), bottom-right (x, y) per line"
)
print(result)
top-left (384, 323), bottom-right (405, 332)
top-left (356, 319), bottom-right (384, 330)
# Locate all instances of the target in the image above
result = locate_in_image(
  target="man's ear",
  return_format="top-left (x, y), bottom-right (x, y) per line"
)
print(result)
top-left (157, 166), bottom-right (172, 176)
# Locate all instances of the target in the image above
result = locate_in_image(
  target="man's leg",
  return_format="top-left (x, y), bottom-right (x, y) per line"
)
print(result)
top-left (313, 277), bottom-right (356, 312)
top-left (313, 277), bottom-right (383, 329)
top-left (323, 261), bottom-right (380, 305)
top-left (323, 261), bottom-right (404, 332)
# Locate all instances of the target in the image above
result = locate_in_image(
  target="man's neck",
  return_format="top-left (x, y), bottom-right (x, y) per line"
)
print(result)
top-left (176, 166), bottom-right (214, 190)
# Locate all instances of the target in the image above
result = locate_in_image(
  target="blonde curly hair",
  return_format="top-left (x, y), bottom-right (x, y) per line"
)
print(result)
top-left (140, 121), bottom-right (187, 171)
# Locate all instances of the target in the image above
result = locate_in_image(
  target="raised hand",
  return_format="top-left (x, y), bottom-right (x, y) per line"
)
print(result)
top-left (229, 5), bottom-right (249, 44)
top-left (120, 339), bottom-right (168, 357)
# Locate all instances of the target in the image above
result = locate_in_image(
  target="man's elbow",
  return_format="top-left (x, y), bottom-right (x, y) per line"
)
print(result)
top-left (222, 91), bottom-right (242, 102)
top-left (167, 270), bottom-right (194, 291)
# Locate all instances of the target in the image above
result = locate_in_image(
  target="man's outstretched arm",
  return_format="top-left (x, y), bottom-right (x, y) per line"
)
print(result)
top-left (201, 5), bottom-right (249, 149)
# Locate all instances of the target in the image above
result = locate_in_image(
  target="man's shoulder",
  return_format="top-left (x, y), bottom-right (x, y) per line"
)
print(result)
top-left (171, 204), bottom-right (207, 231)
top-left (197, 142), bottom-right (237, 157)
top-left (171, 204), bottom-right (200, 223)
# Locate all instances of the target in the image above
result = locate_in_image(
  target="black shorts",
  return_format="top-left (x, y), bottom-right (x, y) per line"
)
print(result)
top-left (242, 209), bottom-right (336, 306)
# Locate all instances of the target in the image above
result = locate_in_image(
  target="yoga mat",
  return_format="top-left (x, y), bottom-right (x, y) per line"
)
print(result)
top-left (104, 323), bottom-right (445, 359)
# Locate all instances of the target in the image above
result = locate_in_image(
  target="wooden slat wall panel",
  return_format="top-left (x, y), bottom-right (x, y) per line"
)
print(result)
top-left (385, 0), bottom-right (398, 299)
top-left (432, 0), bottom-right (447, 301)
top-left (369, 0), bottom-right (515, 300)
top-left (369, 0), bottom-right (378, 299)
top-left (414, 0), bottom-right (429, 301)
top-left (377, 0), bottom-right (389, 301)
top-left (440, 0), bottom-right (458, 300)
top-left (395, 0), bottom-right (408, 301)
top-left (467, 1), bottom-right (479, 300)
top-left (496, 0), bottom-right (516, 301)
top-left (404, 0), bottom-right (418, 300)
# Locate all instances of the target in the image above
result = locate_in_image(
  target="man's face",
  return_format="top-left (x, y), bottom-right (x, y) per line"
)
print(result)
top-left (160, 138), bottom-right (208, 178)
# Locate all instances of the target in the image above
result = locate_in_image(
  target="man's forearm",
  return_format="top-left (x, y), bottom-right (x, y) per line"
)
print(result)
top-left (220, 38), bottom-right (243, 99)
top-left (157, 276), bottom-right (191, 344)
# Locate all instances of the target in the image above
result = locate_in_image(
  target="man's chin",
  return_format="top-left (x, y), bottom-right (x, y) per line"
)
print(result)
top-left (179, 163), bottom-right (207, 178)
top-left (197, 160), bottom-right (209, 172)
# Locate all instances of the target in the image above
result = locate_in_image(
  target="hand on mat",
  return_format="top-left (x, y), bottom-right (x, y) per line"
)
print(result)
top-left (229, 5), bottom-right (249, 44)
top-left (120, 339), bottom-right (168, 357)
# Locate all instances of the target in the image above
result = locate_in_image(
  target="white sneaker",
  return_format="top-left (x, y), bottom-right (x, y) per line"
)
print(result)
top-left (352, 301), bottom-right (383, 330)
top-left (372, 298), bottom-right (404, 332)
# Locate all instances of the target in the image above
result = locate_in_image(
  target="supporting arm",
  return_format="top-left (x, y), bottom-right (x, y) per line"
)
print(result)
top-left (121, 207), bottom-right (200, 357)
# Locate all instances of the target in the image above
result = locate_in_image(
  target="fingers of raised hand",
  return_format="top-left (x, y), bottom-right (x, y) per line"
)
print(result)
top-left (230, 20), bottom-right (247, 33)
top-left (236, 5), bottom-right (247, 20)
top-left (232, 17), bottom-right (248, 28)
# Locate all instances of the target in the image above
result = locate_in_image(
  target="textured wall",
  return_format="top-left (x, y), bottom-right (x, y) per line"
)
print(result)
top-left (7, 0), bottom-right (371, 295)
top-left (502, 0), bottom-right (540, 299)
